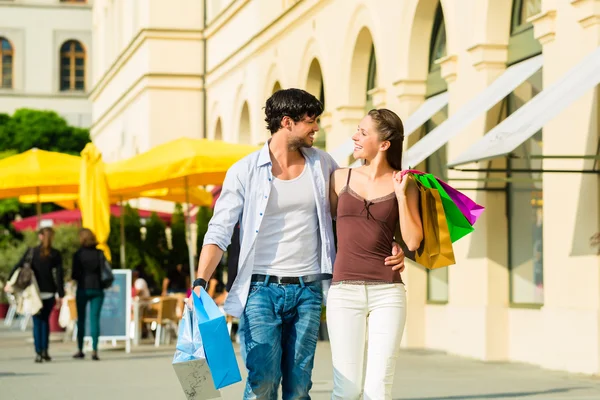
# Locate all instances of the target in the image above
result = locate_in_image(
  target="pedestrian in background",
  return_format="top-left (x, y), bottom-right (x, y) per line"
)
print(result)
top-left (71, 228), bottom-right (104, 361)
top-left (9, 227), bottom-right (64, 363)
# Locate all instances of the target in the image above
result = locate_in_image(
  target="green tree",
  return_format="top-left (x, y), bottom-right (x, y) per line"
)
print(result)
top-left (0, 109), bottom-right (92, 232)
top-left (123, 205), bottom-right (143, 269)
top-left (143, 212), bottom-right (169, 285)
top-left (196, 206), bottom-right (213, 256)
top-left (1, 109), bottom-right (90, 155)
top-left (169, 203), bottom-right (189, 267)
top-left (105, 205), bottom-right (143, 270)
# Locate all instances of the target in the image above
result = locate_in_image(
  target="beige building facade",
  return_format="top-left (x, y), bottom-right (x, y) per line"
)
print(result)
top-left (91, 0), bottom-right (600, 375)
top-left (0, 0), bottom-right (92, 127)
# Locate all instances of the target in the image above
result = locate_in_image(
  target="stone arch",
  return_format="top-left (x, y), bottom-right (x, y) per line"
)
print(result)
top-left (214, 118), bottom-right (223, 141)
top-left (264, 63), bottom-right (284, 101)
top-left (272, 81), bottom-right (282, 94)
top-left (397, 0), bottom-right (456, 82)
top-left (238, 102), bottom-right (251, 144)
top-left (475, 0), bottom-right (513, 46)
top-left (305, 58), bottom-right (325, 105)
top-left (348, 27), bottom-right (376, 107)
top-left (208, 101), bottom-right (222, 139)
top-left (298, 38), bottom-right (329, 105)
top-left (342, 4), bottom-right (380, 107)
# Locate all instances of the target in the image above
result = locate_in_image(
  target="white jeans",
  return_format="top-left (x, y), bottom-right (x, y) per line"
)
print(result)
top-left (326, 283), bottom-right (407, 400)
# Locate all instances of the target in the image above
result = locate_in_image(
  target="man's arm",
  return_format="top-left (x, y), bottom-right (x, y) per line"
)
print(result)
top-left (196, 245), bottom-right (224, 282)
top-left (193, 162), bottom-right (246, 293)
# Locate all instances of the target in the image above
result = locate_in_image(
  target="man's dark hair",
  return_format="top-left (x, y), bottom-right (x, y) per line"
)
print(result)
top-left (264, 88), bottom-right (324, 134)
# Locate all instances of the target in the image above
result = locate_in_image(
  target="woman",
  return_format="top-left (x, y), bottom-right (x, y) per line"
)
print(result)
top-left (327, 108), bottom-right (423, 399)
top-left (71, 228), bottom-right (105, 361)
top-left (9, 227), bottom-right (64, 363)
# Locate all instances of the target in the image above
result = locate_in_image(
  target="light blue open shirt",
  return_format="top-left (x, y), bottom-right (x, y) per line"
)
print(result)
top-left (203, 141), bottom-right (339, 318)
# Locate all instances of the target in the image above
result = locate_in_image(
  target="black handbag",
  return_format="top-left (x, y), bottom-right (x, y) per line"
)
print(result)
top-left (99, 250), bottom-right (114, 289)
top-left (13, 248), bottom-right (35, 291)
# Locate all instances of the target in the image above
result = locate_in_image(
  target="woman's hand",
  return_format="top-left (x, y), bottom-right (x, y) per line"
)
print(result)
top-left (392, 171), bottom-right (409, 199)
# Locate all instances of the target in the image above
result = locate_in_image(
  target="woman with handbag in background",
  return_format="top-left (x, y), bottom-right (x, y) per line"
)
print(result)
top-left (71, 228), bottom-right (105, 361)
top-left (7, 227), bottom-right (64, 363)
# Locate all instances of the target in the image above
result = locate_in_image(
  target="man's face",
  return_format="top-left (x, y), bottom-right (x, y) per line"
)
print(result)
top-left (286, 115), bottom-right (320, 150)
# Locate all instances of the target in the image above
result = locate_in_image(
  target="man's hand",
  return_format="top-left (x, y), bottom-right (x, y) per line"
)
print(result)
top-left (385, 241), bottom-right (405, 272)
top-left (186, 287), bottom-right (201, 309)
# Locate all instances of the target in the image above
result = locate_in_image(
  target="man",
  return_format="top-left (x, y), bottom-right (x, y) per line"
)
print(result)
top-left (192, 88), bottom-right (405, 399)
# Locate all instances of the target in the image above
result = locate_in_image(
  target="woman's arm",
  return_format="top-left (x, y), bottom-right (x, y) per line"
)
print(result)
top-left (330, 168), bottom-right (347, 218)
top-left (395, 174), bottom-right (423, 251)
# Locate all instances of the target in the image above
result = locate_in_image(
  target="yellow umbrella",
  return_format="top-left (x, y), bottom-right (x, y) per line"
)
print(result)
top-left (19, 186), bottom-right (214, 209)
top-left (79, 143), bottom-right (111, 260)
top-left (0, 148), bottom-right (81, 226)
top-left (106, 137), bottom-right (258, 194)
top-left (0, 148), bottom-right (80, 198)
top-left (106, 137), bottom-right (257, 281)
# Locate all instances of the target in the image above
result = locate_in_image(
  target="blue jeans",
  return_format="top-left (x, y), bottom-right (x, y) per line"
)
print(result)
top-left (240, 278), bottom-right (323, 400)
top-left (33, 298), bottom-right (55, 354)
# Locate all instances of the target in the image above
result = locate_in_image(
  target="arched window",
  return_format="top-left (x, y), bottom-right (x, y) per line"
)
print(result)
top-left (508, 0), bottom-right (542, 65)
top-left (1, 37), bottom-right (13, 89)
top-left (506, 0), bottom-right (543, 305)
top-left (239, 102), bottom-right (251, 144)
top-left (214, 118), bottom-right (223, 141)
top-left (426, 4), bottom-right (447, 97)
top-left (424, 3), bottom-right (449, 304)
top-left (365, 45), bottom-right (377, 110)
top-left (60, 40), bottom-right (86, 91)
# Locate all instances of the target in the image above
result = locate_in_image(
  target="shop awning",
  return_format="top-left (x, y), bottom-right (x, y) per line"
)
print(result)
top-left (329, 91), bottom-right (449, 165)
top-left (402, 54), bottom-right (544, 169)
top-left (448, 47), bottom-right (600, 167)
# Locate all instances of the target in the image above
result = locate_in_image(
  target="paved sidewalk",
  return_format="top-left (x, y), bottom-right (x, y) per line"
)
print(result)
top-left (1, 324), bottom-right (600, 399)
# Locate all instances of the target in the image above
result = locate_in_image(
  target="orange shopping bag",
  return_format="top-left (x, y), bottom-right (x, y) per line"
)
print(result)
top-left (400, 180), bottom-right (455, 269)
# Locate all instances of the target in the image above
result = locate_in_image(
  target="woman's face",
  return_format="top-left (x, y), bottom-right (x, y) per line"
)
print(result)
top-left (351, 115), bottom-right (385, 160)
top-left (41, 230), bottom-right (54, 245)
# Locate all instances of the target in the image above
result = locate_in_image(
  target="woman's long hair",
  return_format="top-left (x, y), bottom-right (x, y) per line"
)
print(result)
top-left (38, 227), bottom-right (55, 258)
top-left (368, 109), bottom-right (405, 170)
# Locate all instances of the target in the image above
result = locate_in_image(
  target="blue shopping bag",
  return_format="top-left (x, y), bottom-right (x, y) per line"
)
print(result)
top-left (193, 289), bottom-right (242, 390)
top-left (172, 307), bottom-right (221, 400)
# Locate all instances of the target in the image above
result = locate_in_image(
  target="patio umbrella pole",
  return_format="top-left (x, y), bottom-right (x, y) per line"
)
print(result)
top-left (185, 177), bottom-right (195, 282)
top-left (120, 196), bottom-right (126, 268)
top-left (36, 187), bottom-right (41, 229)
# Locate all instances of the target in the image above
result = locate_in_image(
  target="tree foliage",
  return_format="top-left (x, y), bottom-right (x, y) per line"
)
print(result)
top-left (0, 109), bottom-right (90, 155)
top-left (170, 203), bottom-right (189, 267)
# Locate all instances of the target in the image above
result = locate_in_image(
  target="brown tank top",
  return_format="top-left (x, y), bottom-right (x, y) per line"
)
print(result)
top-left (333, 169), bottom-right (403, 284)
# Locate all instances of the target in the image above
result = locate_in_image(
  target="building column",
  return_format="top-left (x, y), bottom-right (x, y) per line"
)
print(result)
top-left (534, 0), bottom-right (600, 374)
top-left (440, 46), bottom-right (513, 361)
top-left (392, 79), bottom-right (428, 348)
top-left (326, 105), bottom-right (365, 166)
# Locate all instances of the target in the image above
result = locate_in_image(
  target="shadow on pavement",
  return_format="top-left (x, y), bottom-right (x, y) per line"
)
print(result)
top-left (396, 387), bottom-right (589, 400)
top-left (0, 372), bottom-right (47, 377)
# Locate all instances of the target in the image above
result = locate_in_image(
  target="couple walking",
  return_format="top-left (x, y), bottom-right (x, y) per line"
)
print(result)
top-left (193, 88), bottom-right (423, 399)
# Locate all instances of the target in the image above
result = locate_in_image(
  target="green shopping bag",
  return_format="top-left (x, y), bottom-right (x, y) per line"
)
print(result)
top-left (412, 173), bottom-right (474, 242)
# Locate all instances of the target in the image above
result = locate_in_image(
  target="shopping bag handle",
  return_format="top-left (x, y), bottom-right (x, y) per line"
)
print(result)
top-left (400, 169), bottom-right (425, 178)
